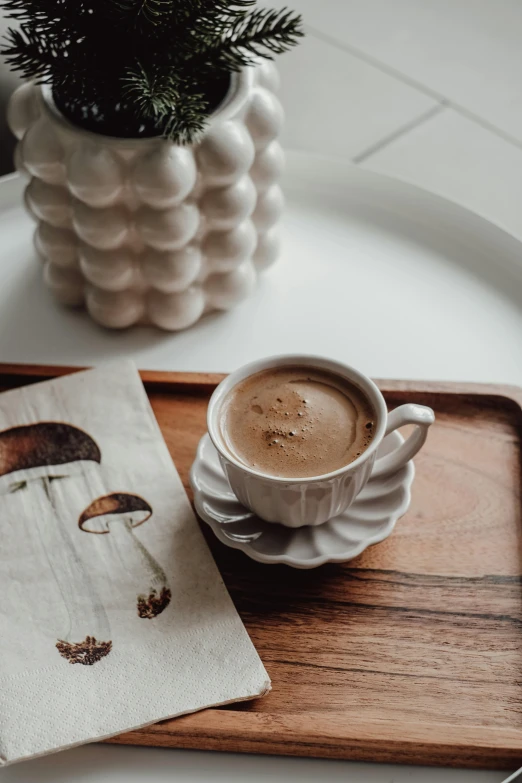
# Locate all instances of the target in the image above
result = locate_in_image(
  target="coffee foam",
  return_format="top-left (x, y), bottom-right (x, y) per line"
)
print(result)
top-left (221, 367), bottom-right (376, 479)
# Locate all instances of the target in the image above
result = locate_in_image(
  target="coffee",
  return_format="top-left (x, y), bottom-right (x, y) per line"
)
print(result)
top-left (220, 367), bottom-right (376, 479)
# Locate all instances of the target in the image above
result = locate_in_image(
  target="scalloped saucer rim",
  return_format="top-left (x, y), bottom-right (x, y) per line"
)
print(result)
top-left (190, 431), bottom-right (415, 569)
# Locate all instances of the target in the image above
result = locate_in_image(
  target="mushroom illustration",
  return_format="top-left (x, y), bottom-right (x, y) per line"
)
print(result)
top-left (0, 422), bottom-right (112, 665)
top-left (79, 493), bottom-right (171, 619)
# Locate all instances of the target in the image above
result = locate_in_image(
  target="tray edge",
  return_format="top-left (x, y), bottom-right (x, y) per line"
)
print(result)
top-left (2, 362), bottom-right (522, 769)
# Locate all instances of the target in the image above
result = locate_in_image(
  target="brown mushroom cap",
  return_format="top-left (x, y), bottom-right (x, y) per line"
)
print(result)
top-left (79, 493), bottom-right (152, 534)
top-left (0, 422), bottom-right (101, 489)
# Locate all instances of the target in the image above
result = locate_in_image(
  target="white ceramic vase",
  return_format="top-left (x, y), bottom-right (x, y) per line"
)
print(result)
top-left (7, 63), bottom-right (284, 329)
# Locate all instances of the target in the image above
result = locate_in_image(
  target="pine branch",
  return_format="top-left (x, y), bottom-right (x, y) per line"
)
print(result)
top-left (122, 62), bottom-right (208, 142)
top-left (163, 88), bottom-right (208, 144)
top-left (122, 63), bottom-right (181, 120)
top-left (1, 18), bottom-right (134, 79)
top-left (110, 0), bottom-right (255, 30)
top-left (2, 26), bottom-right (57, 79)
top-left (111, 0), bottom-right (175, 25)
top-left (1, 0), bottom-right (117, 25)
top-left (214, 8), bottom-right (304, 67)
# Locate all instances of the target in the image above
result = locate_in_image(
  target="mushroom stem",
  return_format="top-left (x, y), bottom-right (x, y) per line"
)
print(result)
top-left (109, 518), bottom-right (171, 618)
top-left (38, 477), bottom-right (112, 664)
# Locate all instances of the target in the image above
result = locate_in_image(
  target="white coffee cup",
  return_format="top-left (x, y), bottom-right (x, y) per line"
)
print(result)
top-left (207, 355), bottom-right (434, 528)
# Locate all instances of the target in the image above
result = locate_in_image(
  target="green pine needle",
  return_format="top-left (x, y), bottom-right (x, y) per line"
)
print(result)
top-left (207, 8), bottom-right (304, 69)
top-left (112, 0), bottom-right (175, 25)
top-left (122, 64), bottom-right (180, 120)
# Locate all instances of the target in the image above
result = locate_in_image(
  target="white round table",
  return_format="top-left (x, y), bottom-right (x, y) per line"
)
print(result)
top-left (0, 153), bottom-right (519, 783)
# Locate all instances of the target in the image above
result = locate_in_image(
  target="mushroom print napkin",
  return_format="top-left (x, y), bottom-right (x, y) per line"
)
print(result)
top-left (0, 362), bottom-right (270, 766)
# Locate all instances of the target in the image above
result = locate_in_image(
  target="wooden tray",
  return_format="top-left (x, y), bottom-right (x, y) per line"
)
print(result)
top-left (1, 363), bottom-right (522, 770)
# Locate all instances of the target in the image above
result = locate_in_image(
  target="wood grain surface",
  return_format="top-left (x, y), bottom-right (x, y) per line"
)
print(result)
top-left (1, 363), bottom-right (522, 769)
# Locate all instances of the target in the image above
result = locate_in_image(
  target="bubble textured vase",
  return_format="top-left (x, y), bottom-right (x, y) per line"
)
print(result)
top-left (8, 63), bottom-right (284, 330)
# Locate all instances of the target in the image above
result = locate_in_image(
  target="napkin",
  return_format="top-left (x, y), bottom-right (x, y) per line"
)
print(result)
top-left (0, 362), bottom-right (270, 766)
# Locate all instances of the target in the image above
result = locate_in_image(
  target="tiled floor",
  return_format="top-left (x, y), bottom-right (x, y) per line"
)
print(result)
top-left (271, 0), bottom-right (522, 241)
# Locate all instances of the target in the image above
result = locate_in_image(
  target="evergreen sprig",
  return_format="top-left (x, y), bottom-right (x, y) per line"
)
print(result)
top-left (0, 0), bottom-right (303, 143)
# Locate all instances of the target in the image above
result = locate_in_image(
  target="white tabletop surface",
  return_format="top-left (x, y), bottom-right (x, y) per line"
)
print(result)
top-left (0, 745), bottom-right (513, 783)
top-left (2, 0), bottom-right (522, 776)
top-left (1, 153), bottom-right (522, 387)
top-left (1, 155), bottom-right (520, 782)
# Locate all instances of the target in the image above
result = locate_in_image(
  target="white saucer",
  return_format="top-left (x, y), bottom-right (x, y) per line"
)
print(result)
top-left (190, 431), bottom-right (415, 569)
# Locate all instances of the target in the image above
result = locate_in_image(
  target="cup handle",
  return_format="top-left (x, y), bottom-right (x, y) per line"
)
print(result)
top-left (371, 404), bottom-right (435, 479)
